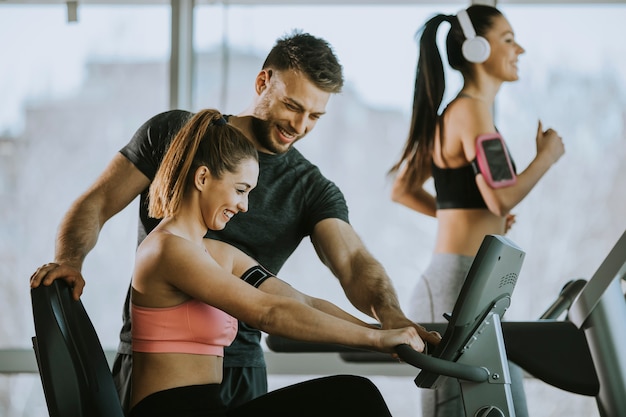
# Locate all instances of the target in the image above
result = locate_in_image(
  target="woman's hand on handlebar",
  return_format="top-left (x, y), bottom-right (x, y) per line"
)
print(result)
top-left (377, 326), bottom-right (426, 355)
top-left (380, 315), bottom-right (442, 348)
top-left (414, 322), bottom-right (442, 347)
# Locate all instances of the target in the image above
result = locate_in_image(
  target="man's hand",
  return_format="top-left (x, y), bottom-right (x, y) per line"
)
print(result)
top-left (415, 322), bottom-right (443, 348)
top-left (30, 263), bottom-right (86, 301)
top-left (380, 315), bottom-right (442, 348)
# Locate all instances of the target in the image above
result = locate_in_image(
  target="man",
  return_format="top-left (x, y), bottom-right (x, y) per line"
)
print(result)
top-left (31, 30), bottom-right (440, 413)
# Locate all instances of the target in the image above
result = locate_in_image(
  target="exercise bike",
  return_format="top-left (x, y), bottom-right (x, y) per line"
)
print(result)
top-left (267, 230), bottom-right (626, 417)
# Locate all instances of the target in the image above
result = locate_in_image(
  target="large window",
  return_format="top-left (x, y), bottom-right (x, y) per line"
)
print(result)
top-left (1, 3), bottom-right (624, 416)
top-left (0, 5), bottom-right (171, 416)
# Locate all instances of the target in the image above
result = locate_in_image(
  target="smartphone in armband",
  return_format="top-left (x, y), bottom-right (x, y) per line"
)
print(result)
top-left (473, 133), bottom-right (517, 188)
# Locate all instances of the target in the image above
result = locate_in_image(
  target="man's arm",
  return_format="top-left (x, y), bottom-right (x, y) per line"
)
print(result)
top-left (30, 153), bottom-right (150, 300)
top-left (311, 218), bottom-right (441, 345)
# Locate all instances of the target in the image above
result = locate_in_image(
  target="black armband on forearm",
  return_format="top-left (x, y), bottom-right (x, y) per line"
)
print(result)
top-left (240, 265), bottom-right (273, 288)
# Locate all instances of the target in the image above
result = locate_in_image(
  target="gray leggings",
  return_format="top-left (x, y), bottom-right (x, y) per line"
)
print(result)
top-left (409, 254), bottom-right (529, 417)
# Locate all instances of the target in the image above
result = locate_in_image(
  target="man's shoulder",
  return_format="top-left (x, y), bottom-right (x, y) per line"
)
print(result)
top-left (121, 109), bottom-right (195, 178)
top-left (139, 109), bottom-right (194, 148)
top-left (146, 109), bottom-right (194, 129)
top-left (283, 147), bottom-right (320, 172)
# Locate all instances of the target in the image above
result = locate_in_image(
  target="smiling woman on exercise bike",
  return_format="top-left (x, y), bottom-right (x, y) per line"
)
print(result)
top-left (129, 108), bottom-right (423, 417)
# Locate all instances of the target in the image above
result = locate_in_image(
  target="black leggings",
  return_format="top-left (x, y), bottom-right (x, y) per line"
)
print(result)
top-left (228, 375), bottom-right (393, 417)
top-left (129, 375), bottom-right (392, 417)
top-left (129, 384), bottom-right (227, 417)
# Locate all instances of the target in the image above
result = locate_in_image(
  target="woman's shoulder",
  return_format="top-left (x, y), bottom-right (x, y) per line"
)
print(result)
top-left (204, 238), bottom-right (258, 276)
top-left (137, 229), bottom-right (200, 264)
top-left (445, 96), bottom-right (490, 121)
top-left (444, 97), bottom-right (494, 138)
top-left (203, 238), bottom-right (239, 262)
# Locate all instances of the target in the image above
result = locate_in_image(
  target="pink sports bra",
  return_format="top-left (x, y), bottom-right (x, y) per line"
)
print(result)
top-left (131, 298), bottom-right (237, 356)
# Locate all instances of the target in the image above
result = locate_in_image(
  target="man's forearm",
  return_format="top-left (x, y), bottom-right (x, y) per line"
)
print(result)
top-left (344, 250), bottom-right (405, 326)
top-left (54, 197), bottom-right (104, 270)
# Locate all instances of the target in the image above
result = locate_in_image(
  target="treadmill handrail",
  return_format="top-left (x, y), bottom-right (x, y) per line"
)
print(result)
top-left (395, 344), bottom-right (490, 383)
top-left (569, 229), bottom-right (626, 328)
top-left (539, 279), bottom-right (587, 320)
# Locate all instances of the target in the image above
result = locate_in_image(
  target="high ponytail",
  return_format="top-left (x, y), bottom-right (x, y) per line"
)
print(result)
top-left (149, 110), bottom-right (258, 219)
top-left (390, 14), bottom-right (453, 187)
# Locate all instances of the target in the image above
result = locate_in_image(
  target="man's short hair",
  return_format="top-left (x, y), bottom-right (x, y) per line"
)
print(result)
top-left (263, 30), bottom-right (344, 94)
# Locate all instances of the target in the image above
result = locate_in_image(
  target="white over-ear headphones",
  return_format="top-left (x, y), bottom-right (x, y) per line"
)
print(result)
top-left (457, 9), bottom-right (490, 64)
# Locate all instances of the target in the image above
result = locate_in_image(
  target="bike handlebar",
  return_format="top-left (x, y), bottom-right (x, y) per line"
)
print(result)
top-left (394, 344), bottom-right (490, 383)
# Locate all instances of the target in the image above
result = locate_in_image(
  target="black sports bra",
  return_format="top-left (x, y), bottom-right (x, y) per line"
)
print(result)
top-left (432, 160), bottom-right (487, 210)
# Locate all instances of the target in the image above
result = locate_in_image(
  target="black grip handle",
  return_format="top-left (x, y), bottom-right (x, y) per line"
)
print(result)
top-left (395, 344), bottom-right (490, 383)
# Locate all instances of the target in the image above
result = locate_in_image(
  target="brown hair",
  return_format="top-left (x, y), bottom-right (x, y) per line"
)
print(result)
top-left (263, 30), bottom-right (344, 94)
top-left (390, 5), bottom-right (503, 187)
top-left (149, 109), bottom-right (258, 218)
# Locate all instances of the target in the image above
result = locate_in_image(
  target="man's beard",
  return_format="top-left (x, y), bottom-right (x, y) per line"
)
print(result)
top-left (251, 117), bottom-right (290, 154)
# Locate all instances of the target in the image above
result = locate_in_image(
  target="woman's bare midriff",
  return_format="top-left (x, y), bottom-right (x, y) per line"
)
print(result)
top-left (434, 209), bottom-right (506, 257)
top-left (131, 352), bottom-right (224, 409)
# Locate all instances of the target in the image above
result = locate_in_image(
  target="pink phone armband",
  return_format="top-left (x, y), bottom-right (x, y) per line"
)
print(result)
top-left (473, 133), bottom-right (517, 188)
